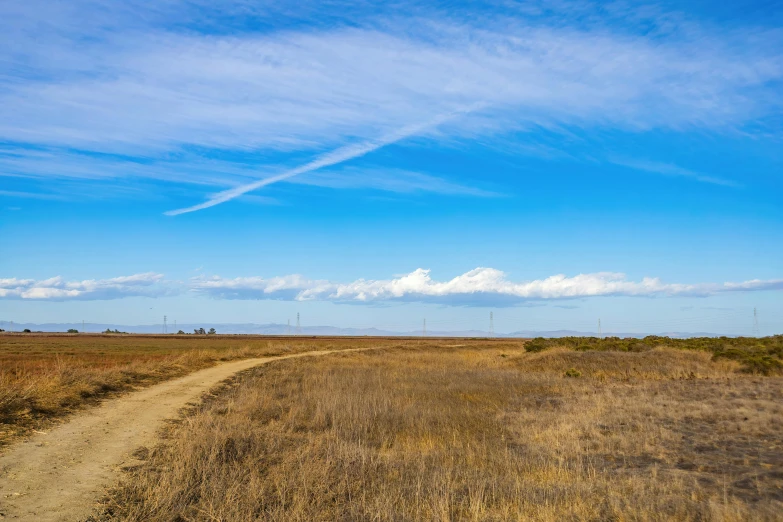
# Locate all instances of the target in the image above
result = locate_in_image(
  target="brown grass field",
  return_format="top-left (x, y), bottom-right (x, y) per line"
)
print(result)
top-left (0, 333), bottom-right (415, 446)
top-left (2, 334), bottom-right (782, 520)
top-left (84, 336), bottom-right (782, 521)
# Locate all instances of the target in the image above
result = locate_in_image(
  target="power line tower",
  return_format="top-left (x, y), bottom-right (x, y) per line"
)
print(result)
top-left (753, 307), bottom-right (760, 337)
top-left (82, 320), bottom-right (84, 333)
top-left (422, 318), bottom-right (427, 337)
top-left (287, 319), bottom-right (291, 335)
top-left (598, 318), bottom-right (602, 338)
top-left (296, 313), bottom-right (301, 335)
top-left (174, 319), bottom-right (177, 333)
top-left (163, 315), bottom-right (167, 334)
top-left (489, 311), bottom-right (494, 338)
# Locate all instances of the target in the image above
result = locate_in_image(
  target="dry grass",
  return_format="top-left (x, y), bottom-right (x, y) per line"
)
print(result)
top-left (98, 343), bottom-right (783, 521)
top-left (0, 334), bottom-right (448, 447)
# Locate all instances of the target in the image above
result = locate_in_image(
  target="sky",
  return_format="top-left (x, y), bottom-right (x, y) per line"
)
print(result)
top-left (1, 0), bottom-right (782, 335)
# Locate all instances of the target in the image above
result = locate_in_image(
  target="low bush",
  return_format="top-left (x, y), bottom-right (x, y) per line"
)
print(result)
top-left (525, 335), bottom-right (783, 375)
top-left (712, 348), bottom-right (783, 375)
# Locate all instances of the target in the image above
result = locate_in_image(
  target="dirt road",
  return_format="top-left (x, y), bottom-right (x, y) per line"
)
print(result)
top-left (0, 349), bottom-right (364, 521)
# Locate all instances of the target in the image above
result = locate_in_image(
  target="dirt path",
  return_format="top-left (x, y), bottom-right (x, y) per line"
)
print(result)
top-left (0, 348), bottom-right (365, 521)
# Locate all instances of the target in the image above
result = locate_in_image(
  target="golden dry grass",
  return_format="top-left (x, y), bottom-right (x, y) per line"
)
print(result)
top-left (98, 343), bottom-right (783, 521)
top-left (0, 334), bottom-right (455, 446)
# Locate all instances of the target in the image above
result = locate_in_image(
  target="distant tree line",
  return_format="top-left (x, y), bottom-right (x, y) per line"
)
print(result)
top-left (192, 328), bottom-right (217, 335)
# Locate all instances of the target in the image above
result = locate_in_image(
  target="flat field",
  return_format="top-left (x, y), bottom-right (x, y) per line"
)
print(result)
top-left (0, 333), bottom-right (419, 446)
top-left (93, 336), bottom-right (782, 521)
top-left (2, 334), bottom-right (781, 521)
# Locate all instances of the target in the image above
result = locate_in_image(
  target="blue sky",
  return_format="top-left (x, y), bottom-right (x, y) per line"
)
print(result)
top-left (1, 0), bottom-right (782, 335)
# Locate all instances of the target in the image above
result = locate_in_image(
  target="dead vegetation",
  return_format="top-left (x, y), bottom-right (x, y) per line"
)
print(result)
top-left (97, 340), bottom-right (783, 521)
top-left (0, 334), bottom-right (425, 447)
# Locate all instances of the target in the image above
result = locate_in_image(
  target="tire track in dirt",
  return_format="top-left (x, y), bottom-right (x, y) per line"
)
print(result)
top-left (0, 348), bottom-right (369, 521)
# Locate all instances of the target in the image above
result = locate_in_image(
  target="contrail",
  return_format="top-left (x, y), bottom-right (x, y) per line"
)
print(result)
top-left (164, 105), bottom-right (481, 216)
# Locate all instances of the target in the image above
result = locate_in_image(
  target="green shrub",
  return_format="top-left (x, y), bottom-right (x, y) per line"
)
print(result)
top-left (564, 368), bottom-right (582, 378)
top-left (712, 348), bottom-right (783, 375)
top-left (524, 335), bottom-right (783, 375)
top-left (524, 337), bottom-right (551, 353)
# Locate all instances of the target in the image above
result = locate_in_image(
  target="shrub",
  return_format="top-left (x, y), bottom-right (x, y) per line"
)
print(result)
top-left (564, 368), bottom-right (582, 378)
top-left (712, 348), bottom-right (783, 375)
top-left (23, 329), bottom-right (31, 333)
top-left (524, 337), bottom-right (550, 353)
top-left (67, 329), bottom-right (79, 333)
top-left (523, 335), bottom-right (783, 375)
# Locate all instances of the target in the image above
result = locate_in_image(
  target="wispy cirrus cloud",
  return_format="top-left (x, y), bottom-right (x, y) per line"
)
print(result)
top-left (0, 273), bottom-right (172, 300)
top-left (191, 268), bottom-right (783, 306)
top-left (0, 147), bottom-right (496, 197)
top-left (0, 189), bottom-right (67, 200)
top-left (610, 158), bottom-right (741, 187)
top-left (292, 167), bottom-right (500, 197)
top-left (1, 0), bottom-right (781, 208)
top-left (165, 107), bottom-right (479, 215)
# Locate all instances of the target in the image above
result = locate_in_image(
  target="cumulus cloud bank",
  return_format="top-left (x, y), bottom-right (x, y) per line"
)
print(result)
top-left (0, 273), bottom-right (169, 300)
top-left (191, 268), bottom-right (783, 305)
top-left (4, 269), bottom-right (781, 304)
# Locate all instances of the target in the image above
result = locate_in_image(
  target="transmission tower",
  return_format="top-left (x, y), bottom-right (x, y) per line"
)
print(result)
top-left (82, 320), bottom-right (84, 333)
top-left (163, 315), bottom-right (167, 334)
top-left (598, 318), bottom-right (602, 338)
top-left (489, 311), bottom-right (495, 338)
top-left (753, 307), bottom-right (760, 337)
top-left (287, 319), bottom-right (291, 335)
top-left (423, 318), bottom-right (427, 337)
top-left (296, 313), bottom-right (301, 335)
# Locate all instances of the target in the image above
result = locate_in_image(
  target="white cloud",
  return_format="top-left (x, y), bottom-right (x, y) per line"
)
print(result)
top-left (4, 268), bottom-right (781, 304)
top-left (164, 108), bottom-right (477, 215)
top-left (5, 26), bottom-right (778, 153)
top-left (0, 1), bottom-right (780, 203)
top-left (0, 273), bottom-right (171, 300)
top-left (609, 158), bottom-right (740, 187)
top-left (0, 147), bottom-right (498, 199)
top-left (0, 189), bottom-right (67, 200)
top-left (192, 268), bottom-right (783, 305)
top-left (292, 167), bottom-right (500, 197)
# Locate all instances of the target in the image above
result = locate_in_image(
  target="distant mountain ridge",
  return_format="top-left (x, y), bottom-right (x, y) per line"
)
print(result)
top-left (2, 322), bottom-right (724, 338)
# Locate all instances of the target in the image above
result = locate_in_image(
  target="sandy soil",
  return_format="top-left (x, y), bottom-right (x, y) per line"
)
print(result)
top-left (0, 349), bottom-right (362, 521)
